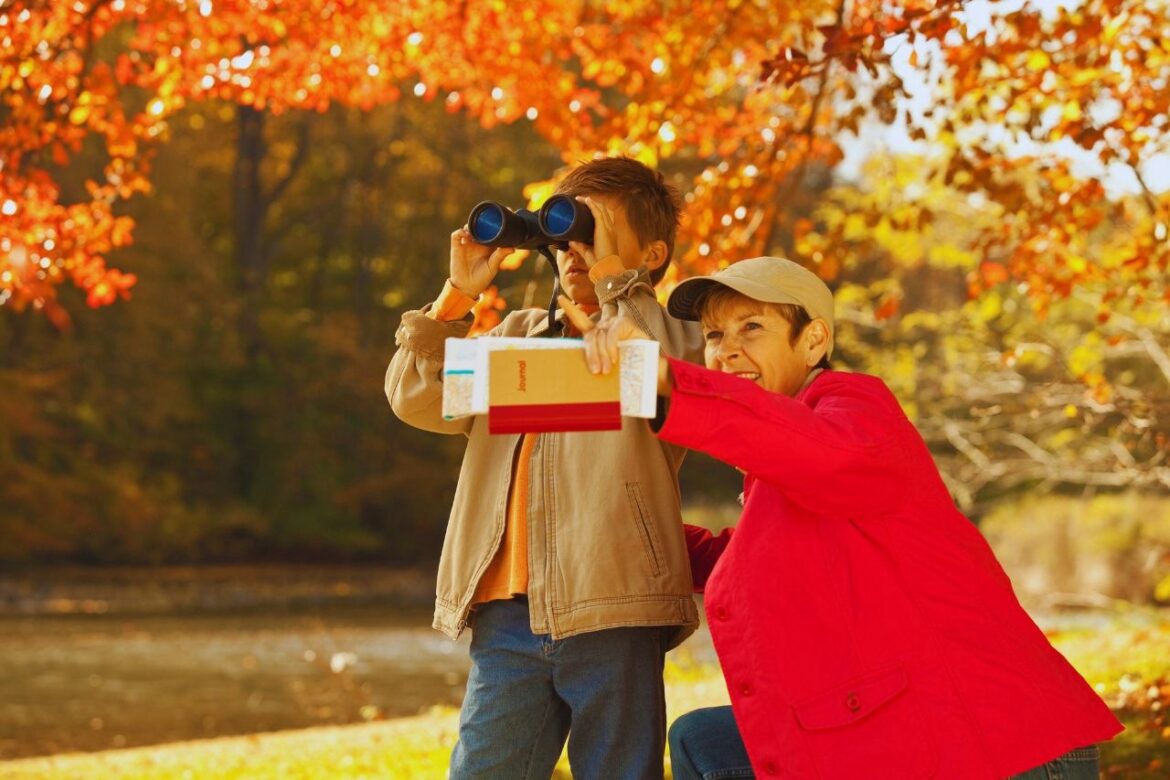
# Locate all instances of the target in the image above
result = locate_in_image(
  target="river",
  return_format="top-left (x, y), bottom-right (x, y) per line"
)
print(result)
top-left (4, 566), bottom-right (1119, 762)
top-left (0, 605), bottom-right (472, 759)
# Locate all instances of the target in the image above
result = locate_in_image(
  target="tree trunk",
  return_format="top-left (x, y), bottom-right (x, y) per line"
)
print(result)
top-left (234, 104), bottom-right (267, 365)
top-left (230, 104), bottom-right (268, 501)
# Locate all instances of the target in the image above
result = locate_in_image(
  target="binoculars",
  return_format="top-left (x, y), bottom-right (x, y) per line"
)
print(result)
top-left (467, 195), bottom-right (595, 251)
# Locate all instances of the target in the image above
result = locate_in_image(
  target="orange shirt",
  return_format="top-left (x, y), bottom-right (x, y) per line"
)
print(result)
top-left (430, 268), bottom-right (612, 603)
top-left (471, 434), bottom-right (536, 602)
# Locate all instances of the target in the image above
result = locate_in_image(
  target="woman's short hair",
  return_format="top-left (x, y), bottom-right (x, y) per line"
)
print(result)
top-left (696, 286), bottom-right (832, 370)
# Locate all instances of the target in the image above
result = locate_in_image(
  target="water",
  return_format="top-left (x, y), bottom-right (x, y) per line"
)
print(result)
top-left (0, 588), bottom-right (1142, 762)
top-left (0, 606), bottom-right (471, 760)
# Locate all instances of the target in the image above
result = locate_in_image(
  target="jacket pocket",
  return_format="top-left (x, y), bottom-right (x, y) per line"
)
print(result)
top-left (625, 482), bottom-right (663, 576)
top-left (792, 665), bottom-right (938, 779)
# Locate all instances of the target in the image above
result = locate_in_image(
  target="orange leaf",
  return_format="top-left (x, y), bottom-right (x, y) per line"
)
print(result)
top-left (981, 262), bottom-right (1009, 286)
top-left (499, 249), bottom-right (529, 271)
top-left (874, 296), bottom-right (901, 321)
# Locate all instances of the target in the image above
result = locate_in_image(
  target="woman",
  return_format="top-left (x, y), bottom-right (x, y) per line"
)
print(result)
top-left (562, 256), bottom-right (1121, 779)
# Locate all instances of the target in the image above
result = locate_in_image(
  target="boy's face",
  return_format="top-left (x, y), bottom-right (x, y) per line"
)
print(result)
top-left (554, 194), bottom-right (658, 307)
top-left (700, 293), bottom-right (819, 398)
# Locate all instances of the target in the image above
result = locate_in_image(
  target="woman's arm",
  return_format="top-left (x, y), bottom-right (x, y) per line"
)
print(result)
top-left (685, 524), bottom-right (734, 591)
top-left (658, 358), bottom-right (910, 515)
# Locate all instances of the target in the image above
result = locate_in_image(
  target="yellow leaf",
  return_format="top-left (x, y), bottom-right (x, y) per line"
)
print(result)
top-left (1068, 342), bottom-right (1101, 376)
top-left (630, 145), bottom-right (658, 168)
top-left (978, 291), bottom-right (1002, 321)
top-left (1071, 69), bottom-right (1102, 86)
top-left (1026, 51), bottom-right (1051, 71)
top-left (1156, 573), bottom-right (1170, 603)
top-left (1103, 16), bottom-right (1124, 43)
top-left (522, 178), bottom-right (557, 208)
top-left (928, 244), bottom-right (976, 268)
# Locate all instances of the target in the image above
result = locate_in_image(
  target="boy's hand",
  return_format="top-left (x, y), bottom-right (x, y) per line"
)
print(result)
top-left (450, 226), bottom-right (512, 297)
top-left (560, 295), bottom-right (650, 375)
top-left (568, 195), bottom-right (619, 269)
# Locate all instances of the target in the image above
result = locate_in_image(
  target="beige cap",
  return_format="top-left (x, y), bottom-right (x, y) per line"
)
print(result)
top-left (667, 256), bottom-right (835, 357)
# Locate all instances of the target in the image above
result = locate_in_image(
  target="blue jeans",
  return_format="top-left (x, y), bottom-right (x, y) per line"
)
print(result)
top-left (450, 597), bottom-right (670, 780)
top-left (667, 706), bottom-right (1102, 780)
top-left (1009, 745), bottom-right (1101, 779)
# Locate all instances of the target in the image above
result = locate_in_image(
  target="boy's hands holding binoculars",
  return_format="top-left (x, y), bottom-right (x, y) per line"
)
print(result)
top-left (568, 195), bottom-right (618, 270)
top-left (449, 226), bottom-right (514, 298)
top-left (450, 193), bottom-right (622, 298)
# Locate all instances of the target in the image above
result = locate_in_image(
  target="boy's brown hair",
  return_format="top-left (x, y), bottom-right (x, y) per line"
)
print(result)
top-left (555, 157), bottom-right (683, 285)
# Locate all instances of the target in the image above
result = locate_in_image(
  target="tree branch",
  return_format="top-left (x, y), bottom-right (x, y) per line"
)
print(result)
top-left (263, 117), bottom-right (311, 211)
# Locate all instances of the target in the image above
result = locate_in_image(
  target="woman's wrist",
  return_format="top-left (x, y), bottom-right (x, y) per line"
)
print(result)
top-left (657, 356), bottom-right (673, 397)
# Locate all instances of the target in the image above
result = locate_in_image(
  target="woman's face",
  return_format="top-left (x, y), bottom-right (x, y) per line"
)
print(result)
top-left (700, 293), bottom-right (823, 397)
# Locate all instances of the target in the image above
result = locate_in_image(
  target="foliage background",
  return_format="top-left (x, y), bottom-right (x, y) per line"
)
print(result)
top-left (0, 0), bottom-right (1167, 581)
top-left (1, 3), bottom-right (1169, 775)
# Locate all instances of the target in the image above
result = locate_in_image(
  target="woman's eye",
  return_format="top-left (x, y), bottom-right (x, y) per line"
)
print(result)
top-left (704, 331), bottom-right (722, 341)
top-left (743, 321), bottom-right (762, 331)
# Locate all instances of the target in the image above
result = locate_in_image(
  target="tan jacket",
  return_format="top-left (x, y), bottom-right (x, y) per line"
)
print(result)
top-left (386, 267), bottom-right (704, 647)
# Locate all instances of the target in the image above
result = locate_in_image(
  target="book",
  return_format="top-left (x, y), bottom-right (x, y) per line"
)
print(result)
top-left (441, 337), bottom-right (660, 433)
top-left (488, 348), bottom-right (620, 433)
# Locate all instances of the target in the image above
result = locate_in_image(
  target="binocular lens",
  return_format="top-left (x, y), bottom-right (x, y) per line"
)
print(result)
top-left (469, 203), bottom-right (507, 244)
top-left (541, 196), bottom-right (577, 238)
top-left (539, 195), bottom-right (594, 244)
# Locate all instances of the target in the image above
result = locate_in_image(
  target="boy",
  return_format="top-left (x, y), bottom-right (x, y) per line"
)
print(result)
top-left (386, 157), bottom-right (704, 779)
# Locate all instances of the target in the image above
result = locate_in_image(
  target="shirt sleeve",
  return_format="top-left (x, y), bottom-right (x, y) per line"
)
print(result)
top-left (386, 305), bottom-right (475, 435)
top-left (685, 523), bottom-right (734, 592)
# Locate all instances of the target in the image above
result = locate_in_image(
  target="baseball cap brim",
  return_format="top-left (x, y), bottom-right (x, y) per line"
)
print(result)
top-left (667, 276), bottom-right (809, 321)
top-left (666, 256), bottom-right (836, 359)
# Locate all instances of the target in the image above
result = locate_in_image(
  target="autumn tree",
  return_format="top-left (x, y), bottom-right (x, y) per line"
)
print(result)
top-left (0, 88), bottom-right (563, 563)
top-left (1, 0), bottom-right (1168, 558)
top-left (825, 156), bottom-right (1170, 508)
top-left (5, 0), bottom-right (1166, 314)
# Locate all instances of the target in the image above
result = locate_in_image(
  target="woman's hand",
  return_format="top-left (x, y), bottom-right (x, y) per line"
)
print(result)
top-left (559, 295), bottom-right (649, 375)
top-left (561, 296), bottom-right (675, 396)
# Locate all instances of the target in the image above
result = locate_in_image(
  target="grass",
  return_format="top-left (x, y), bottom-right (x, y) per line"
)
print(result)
top-left (1044, 618), bottom-right (1170, 778)
top-left (2, 623), bottom-right (1166, 780)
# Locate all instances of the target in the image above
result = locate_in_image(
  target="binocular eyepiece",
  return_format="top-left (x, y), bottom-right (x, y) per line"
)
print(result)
top-left (467, 195), bottom-right (595, 251)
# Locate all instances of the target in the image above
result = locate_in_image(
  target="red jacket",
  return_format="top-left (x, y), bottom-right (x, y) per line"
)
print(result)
top-left (658, 359), bottom-right (1122, 779)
